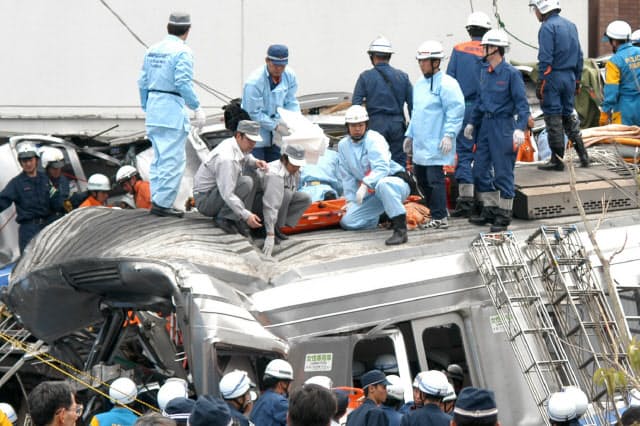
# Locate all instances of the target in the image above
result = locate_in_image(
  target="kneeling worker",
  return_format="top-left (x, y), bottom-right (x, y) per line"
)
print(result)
top-left (116, 165), bottom-right (152, 209)
top-left (261, 144), bottom-right (312, 256)
top-left (338, 105), bottom-right (410, 245)
top-left (193, 120), bottom-right (267, 236)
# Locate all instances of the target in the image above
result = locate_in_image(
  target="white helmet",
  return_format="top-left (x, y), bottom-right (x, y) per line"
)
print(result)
top-left (304, 375), bottom-right (333, 389)
top-left (87, 173), bottom-right (111, 191)
top-left (481, 29), bottom-right (510, 47)
top-left (0, 403), bottom-right (17, 424)
top-left (547, 392), bottom-right (577, 422)
top-left (604, 20), bottom-right (632, 41)
top-left (415, 370), bottom-right (450, 397)
top-left (110, 377), bottom-right (138, 405)
top-left (116, 165), bottom-right (138, 184)
top-left (466, 11), bottom-right (492, 30)
top-left (374, 354), bottom-right (398, 374)
top-left (368, 36), bottom-right (394, 55)
top-left (443, 383), bottom-right (457, 403)
top-left (563, 386), bottom-right (588, 417)
top-left (157, 378), bottom-right (189, 411)
top-left (41, 148), bottom-right (65, 169)
top-left (264, 359), bottom-right (294, 381)
top-left (220, 370), bottom-right (253, 399)
top-left (17, 143), bottom-right (39, 160)
top-left (345, 105), bottom-right (369, 124)
top-left (386, 375), bottom-right (404, 401)
top-left (632, 29), bottom-right (640, 44)
top-left (528, 0), bottom-right (561, 15)
top-left (416, 40), bottom-right (445, 60)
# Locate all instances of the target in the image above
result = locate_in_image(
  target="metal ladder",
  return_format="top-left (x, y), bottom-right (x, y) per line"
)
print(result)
top-left (470, 231), bottom-right (585, 424)
top-left (525, 225), bottom-right (632, 424)
top-left (0, 309), bottom-right (45, 387)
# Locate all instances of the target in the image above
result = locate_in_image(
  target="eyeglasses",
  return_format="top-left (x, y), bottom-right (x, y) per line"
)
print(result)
top-left (71, 405), bottom-right (83, 416)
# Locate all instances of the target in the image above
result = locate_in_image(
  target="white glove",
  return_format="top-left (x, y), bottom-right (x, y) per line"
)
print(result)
top-left (513, 129), bottom-right (525, 148)
top-left (463, 124), bottom-right (474, 140)
top-left (262, 235), bottom-right (275, 257)
top-left (403, 137), bottom-right (413, 155)
top-left (275, 123), bottom-right (291, 137)
top-left (355, 183), bottom-right (368, 205)
top-left (194, 108), bottom-right (206, 132)
top-left (439, 136), bottom-right (453, 154)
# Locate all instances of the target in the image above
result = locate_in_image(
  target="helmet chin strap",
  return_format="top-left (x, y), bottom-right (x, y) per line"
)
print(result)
top-left (483, 47), bottom-right (499, 61)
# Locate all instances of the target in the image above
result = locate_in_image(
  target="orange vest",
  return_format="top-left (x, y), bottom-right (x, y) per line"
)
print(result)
top-left (134, 180), bottom-right (152, 209)
top-left (79, 195), bottom-right (105, 208)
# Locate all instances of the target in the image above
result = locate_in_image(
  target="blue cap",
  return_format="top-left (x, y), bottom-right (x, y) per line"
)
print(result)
top-left (189, 395), bottom-right (231, 426)
top-left (454, 387), bottom-right (498, 423)
top-left (267, 44), bottom-right (289, 65)
top-left (163, 397), bottom-right (195, 423)
top-left (360, 370), bottom-right (390, 389)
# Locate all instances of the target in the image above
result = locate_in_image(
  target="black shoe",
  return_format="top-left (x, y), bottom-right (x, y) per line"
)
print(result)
top-left (469, 207), bottom-right (496, 226)
top-left (274, 228), bottom-right (289, 241)
top-left (233, 220), bottom-right (252, 238)
top-left (151, 203), bottom-right (184, 218)
top-left (215, 217), bottom-right (238, 234)
top-left (451, 198), bottom-right (475, 218)
top-left (537, 160), bottom-right (565, 171)
top-left (385, 214), bottom-right (408, 246)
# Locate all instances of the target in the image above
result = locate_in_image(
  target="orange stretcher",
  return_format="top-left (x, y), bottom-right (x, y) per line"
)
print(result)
top-left (281, 198), bottom-right (347, 234)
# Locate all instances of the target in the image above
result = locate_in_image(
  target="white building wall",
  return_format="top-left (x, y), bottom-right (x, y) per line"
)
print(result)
top-left (0, 0), bottom-right (588, 135)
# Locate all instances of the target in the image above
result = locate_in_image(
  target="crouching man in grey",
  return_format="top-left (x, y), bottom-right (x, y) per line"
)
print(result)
top-left (260, 144), bottom-right (312, 256)
top-left (193, 120), bottom-right (267, 236)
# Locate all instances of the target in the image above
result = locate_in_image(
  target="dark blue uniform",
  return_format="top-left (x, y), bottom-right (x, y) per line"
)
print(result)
top-left (399, 403), bottom-right (451, 426)
top-left (250, 390), bottom-right (288, 426)
top-left (227, 403), bottom-right (250, 426)
top-left (381, 405), bottom-right (403, 426)
top-left (0, 171), bottom-right (52, 252)
top-left (346, 399), bottom-right (389, 426)
top-left (48, 174), bottom-right (87, 223)
top-left (470, 60), bottom-right (529, 200)
top-left (447, 37), bottom-right (484, 186)
top-left (353, 63), bottom-right (413, 166)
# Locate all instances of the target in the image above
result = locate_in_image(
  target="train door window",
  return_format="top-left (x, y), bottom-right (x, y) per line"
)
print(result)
top-left (422, 323), bottom-right (470, 391)
top-left (352, 335), bottom-right (396, 388)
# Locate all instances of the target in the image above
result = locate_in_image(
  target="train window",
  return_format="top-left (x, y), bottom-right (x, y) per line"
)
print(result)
top-left (352, 336), bottom-right (395, 387)
top-left (422, 323), bottom-right (470, 391)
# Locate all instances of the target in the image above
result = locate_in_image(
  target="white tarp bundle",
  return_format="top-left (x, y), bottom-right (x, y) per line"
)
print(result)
top-left (277, 108), bottom-right (329, 165)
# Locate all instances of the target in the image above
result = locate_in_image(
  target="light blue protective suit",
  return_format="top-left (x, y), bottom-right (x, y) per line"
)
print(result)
top-left (338, 130), bottom-right (409, 230)
top-left (299, 149), bottom-right (343, 201)
top-left (138, 34), bottom-right (200, 209)
top-left (242, 65), bottom-right (300, 149)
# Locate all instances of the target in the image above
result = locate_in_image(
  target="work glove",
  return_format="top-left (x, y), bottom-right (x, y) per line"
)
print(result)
top-left (49, 185), bottom-right (58, 198)
top-left (403, 137), bottom-right (413, 155)
top-left (194, 108), bottom-right (206, 132)
top-left (463, 124), bottom-right (474, 140)
top-left (275, 123), bottom-right (291, 137)
top-left (439, 136), bottom-right (453, 154)
top-left (535, 79), bottom-right (545, 101)
top-left (262, 235), bottom-right (275, 257)
top-left (575, 80), bottom-right (582, 96)
top-left (513, 129), bottom-right (525, 148)
top-left (355, 183), bottom-right (368, 205)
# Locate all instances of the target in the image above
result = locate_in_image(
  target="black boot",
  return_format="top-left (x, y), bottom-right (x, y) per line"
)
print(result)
top-left (385, 214), bottom-right (408, 245)
top-left (274, 227), bottom-right (289, 241)
top-left (537, 154), bottom-right (565, 171)
top-left (539, 115), bottom-right (566, 171)
top-left (469, 206), bottom-right (496, 225)
top-left (490, 208), bottom-right (512, 232)
top-left (563, 114), bottom-right (589, 167)
top-left (451, 197), bottom-right (475, 218)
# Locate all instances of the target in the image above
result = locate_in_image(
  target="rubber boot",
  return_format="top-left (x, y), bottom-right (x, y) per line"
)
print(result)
top-left (538, 114), bottom-right (565, 171)
top-left (469, 191), bottom-right (499, 226)
top-left (451, 183), bottom-right (475, 218)
top-left (490, 198), bottom-right (513, 232)
top-left (563, 113), bottom-right (589, 167)
top-left (385, 214), bottom-right (408, 246)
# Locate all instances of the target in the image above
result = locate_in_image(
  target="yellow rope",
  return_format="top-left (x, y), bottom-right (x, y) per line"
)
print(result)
top-left (0, 331), bottom-right (160, 415)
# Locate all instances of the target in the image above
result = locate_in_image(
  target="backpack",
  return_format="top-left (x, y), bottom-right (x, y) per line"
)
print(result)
top-left (223, 98), bottom-right (251, 132)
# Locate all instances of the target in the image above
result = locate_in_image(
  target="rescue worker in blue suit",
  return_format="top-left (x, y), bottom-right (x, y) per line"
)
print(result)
top-left (346, 370), bottom-right (390, 426)
top-left (242, 44), bottom-right (301, 162)
top-left (220, 370), bottom-right (254, 426)
top-left (601, 20), bottom-right (640, 126)
top-left (90, 377), bottom-right (139, 426)
top-left (382, 375), bottom-right (404, 426)
top-left (452, 387), bottom-right (500, 426)
top-left (0, 144), bottom-right (53, 253)
top-left (446, 12), bottom-right (492, 218)
top-left (338, 105), bottom-right (410, 246)
top-left (353, 36), bottom-right (413, 166)
top-left (42, 147), bottom-right (87, 223)
top-left (465, 29), bottom-right (529, 232)
top-left (250, 359), bottom-right (293, 426)
top-left (138, 12), bottom-right (205, 218)
top-left (299, 148), bottom-right (343, 201)
top-left (529, 0), bottom-right (589, 171)
top-left (404, 40), bottom-right (465, 230)
top-left (400, 370), bottom-right (451, 426)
